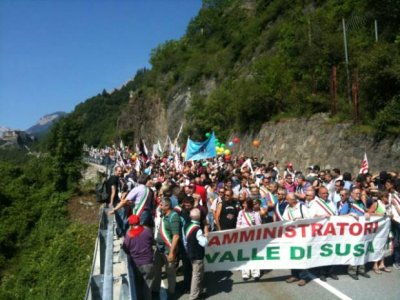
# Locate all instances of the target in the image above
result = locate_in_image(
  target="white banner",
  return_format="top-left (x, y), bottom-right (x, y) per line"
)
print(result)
top-left (205, 216), bottom-right (390, 271)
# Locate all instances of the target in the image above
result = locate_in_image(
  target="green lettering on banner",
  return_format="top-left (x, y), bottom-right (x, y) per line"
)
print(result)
top-left (251, 248), bottom-right (264, 260)
top-left (353, 244), bottom-right (364, 257)
top-left (237, 249), bottom-right (250, 261)
top-left (320, 244), bottom-right (333, 257)
top-left (335, 243), bottom-right (350, 256)
top-left (307, 246), bottom-right (312, 259)
top-left (219, 251), bottom-right (235, 263)
top-left (366, 241), bottom-right (374, 254)
top-left (290, 247), bottom-right (305, 260)
top-left (205, 252), bottom-right (220, 263)
top-left (266, 246), bottom-right (280, 260)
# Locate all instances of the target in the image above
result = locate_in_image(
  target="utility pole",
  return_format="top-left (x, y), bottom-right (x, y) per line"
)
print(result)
top-left (307, 17), bottom-right (312, 46)
top-left (352, 69), bottom-right (360, 124)
top-left (330, 66), bottom-right (337, 116)
top-left (374, 19), bottom-right (378, 42)
top-left (342, 18), bottom-right (351, 103)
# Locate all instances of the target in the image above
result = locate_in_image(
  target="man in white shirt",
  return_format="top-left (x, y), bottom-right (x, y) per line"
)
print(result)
top-left (308, 187), bottom-right (338, 281)
top-left (386, 179), bottom-right (400, 269)
top-left (284, 193), bottom-right (309, 286)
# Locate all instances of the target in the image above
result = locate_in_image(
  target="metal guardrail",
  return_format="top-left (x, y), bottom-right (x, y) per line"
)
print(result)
top-left (83, 156), bottom-right (137, 300)
top-left (85, 208), bottom-right (115, 300)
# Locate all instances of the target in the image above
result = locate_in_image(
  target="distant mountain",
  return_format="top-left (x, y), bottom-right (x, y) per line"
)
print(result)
top-left (26, 111), bottom-right (67, 137)
top-left (0, 126), bottom-right (12, 138)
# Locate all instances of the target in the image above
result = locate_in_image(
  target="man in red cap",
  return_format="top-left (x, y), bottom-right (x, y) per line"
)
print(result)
top-left (123, 215), bottom-right (154, 300)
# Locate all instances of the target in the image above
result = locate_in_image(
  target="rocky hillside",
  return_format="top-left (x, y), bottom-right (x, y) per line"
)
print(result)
top-left (63, 0), bottom-right (399, 163)
top-left (232, 114), bottom-right (400, 174)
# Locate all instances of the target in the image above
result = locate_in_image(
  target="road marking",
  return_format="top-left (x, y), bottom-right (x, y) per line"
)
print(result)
top-left (311, 276), bottom-right (352, 300)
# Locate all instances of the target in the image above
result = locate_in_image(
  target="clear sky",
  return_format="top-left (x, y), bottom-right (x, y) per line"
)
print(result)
top-left (0, 0), bottom-right (202, 130)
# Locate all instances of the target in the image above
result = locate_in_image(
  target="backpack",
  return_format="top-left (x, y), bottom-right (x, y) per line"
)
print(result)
top-left (95, 179), bottom-right (109, 203)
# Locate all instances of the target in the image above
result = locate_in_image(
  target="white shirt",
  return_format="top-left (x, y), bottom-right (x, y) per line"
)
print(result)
top-left (389, 192), bottom-right (400, 223)
top-left (309, 198), bottom-right (337, 217)
top-left (282, 202), bottom-right (309, 220)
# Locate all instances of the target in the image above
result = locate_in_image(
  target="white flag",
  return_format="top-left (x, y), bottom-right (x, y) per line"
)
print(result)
top-left (240, 158), bottom-right (254, 175)
top-left (359, 153), bottom-right (369, 174)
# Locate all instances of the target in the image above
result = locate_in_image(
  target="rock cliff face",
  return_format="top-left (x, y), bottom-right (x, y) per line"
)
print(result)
top-left (116, 88), bottom-right (192, 145)
top-left (231, 114), bottom-right (400, 175)
top-left (116, 90), bottom-right (399, 175)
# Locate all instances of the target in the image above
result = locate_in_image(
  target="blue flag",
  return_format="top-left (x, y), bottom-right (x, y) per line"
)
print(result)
top-left (185, 132), bottom-right (217, 161)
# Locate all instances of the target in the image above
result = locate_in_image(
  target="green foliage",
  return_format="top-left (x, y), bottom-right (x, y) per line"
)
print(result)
top-left (374, 96), bottom-right (400, 141)
top-left (46, 116), bottom-right (83, 191)
top-left (0, 148), bottom-right (96, 299)
top-left (63, 0), bottom-right (400, 146)
top-left (0, 148), bottom-right (30, 164)
top-left (182, 0), bottom-right (400, 139)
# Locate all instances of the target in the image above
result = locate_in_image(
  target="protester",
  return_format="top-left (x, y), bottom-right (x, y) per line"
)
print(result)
top-left (236, 198), bottom-right (262, 280)
top-left (185, 208), bottom-right (208, 300)
top-left (89, 141), bottom-right (399, 296)
top-left (215, 189), bottom-right (238, 231)
top-left (273, 188), bottom-right (288, 222)
top-left (123, 215), bottom-right (154, 300)
top-left (346, 188), bottom-right (370, 280)
top-left (153, 197), bottom-right (180, 295)
top-left (294, 174), bottom-right (310, 202)
top-left (369, 191), bottom-right (392, 274)
top-left (386, 179), bottom-right (400, 269)
top-left (283, 193), bottom-right (309, 286)
top-left (308, 187), bottom-right (338, 281)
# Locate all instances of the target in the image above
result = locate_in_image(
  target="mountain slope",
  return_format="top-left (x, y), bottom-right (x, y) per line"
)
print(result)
top-left (26, 112), bottom-right (67, 137)
top-left (66, 0), bottom-right (400, 146)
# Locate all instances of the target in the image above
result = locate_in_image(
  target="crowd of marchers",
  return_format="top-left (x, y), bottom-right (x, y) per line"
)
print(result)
top-left (89, 148), bottom-right (400, 300)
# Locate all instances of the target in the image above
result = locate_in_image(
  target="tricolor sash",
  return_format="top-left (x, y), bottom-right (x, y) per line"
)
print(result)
top-left (267, 192), bottom-right (277, 206)
top-left (173, 205), bottom-right (182, 213)
top-left (351, 201), bottom-right (365, 215)
top-left (243, 210), bottom-right (255, 226)
top-left (287, 207), bottom-right (295, 220)
top-left (315, 198), bottom-right (336, 216)
top-left (392, 192), bottom-right (400, 206)
top-left (274, 202), bottom-right (284, 221)
top-left (160, 216), bottom-right (173, 248)
top-left (133, 186), bottom-right (149, 217)
top-left (185, 221), bottom-right (200, 240)
top-left (260, 186), bottom-right (269, 198)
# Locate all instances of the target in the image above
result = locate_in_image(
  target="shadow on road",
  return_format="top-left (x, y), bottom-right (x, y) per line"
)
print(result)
top-left (203, 271), bottom-right (234, 297)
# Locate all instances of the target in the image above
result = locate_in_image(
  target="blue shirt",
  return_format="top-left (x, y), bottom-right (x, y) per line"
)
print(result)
top-left (338, 201), bottom-right (351, 215)
top-left (349, 200), bottom-right (366, 216)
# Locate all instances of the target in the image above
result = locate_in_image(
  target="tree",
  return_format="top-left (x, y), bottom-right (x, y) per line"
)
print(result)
top-left (46, 117), bottom-right (83, 191)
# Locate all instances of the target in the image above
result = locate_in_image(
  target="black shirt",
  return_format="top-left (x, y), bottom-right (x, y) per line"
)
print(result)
top-left (219, 200), bottom-right (238, 230)
top-left (107, 175), bottom-right (121, 204)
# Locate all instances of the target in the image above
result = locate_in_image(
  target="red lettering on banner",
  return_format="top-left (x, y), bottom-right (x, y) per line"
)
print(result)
top-left (336, 222), bottom-right (349, 235)
top-left (284, 225), bottom-right (296, 238)
top-left (277, 226), bottom-right (284, 238)
top-left (256, 228), bottom-right (262, 240)
top-left (311, 223), bottom-right (323, 237)
top-left (364, 222), bottom-right (374, 235)
top-left (323, 222), bottom-right (336, 236)
top-left (240, 229), bottom-right (255, 242)
top-left (222, 232), bottom-right (238, 245)
top-left (349, 223), bottom-right (363, 235)
top-left (263, 227), bottom-right (277, 239)
top-left (208, 236), bottom-right (220, 247)
top-left (297, 224), bottom-right (310, 237)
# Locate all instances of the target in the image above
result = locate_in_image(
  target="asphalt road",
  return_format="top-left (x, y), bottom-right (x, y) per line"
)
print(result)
top-left (172, 263), bottom-right (400, 300)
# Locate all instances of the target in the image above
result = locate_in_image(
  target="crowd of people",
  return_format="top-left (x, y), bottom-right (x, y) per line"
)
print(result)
top-left (94, 147), bottom-right (400, 300)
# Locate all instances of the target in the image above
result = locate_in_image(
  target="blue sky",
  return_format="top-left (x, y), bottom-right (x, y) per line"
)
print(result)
top-left (0, 0), bottom-right (202, 130)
